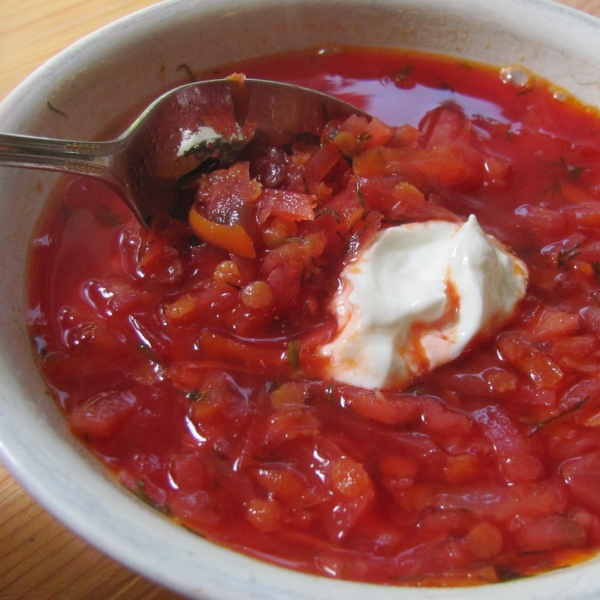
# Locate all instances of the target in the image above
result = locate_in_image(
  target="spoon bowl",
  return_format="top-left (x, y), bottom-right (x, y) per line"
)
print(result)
top-left (0, 78), bottom-right (367, 224)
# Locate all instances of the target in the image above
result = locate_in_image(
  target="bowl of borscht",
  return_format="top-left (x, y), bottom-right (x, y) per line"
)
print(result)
top-left (4, 0), bottom-right (600, 597)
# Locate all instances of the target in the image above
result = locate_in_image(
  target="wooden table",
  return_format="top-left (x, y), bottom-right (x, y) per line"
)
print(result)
top-left (1, 0), bottom-right (600, 597)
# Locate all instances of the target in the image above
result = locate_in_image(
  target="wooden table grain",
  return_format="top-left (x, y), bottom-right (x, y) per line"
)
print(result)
top-left (1, 0), bottom-right (600, 598)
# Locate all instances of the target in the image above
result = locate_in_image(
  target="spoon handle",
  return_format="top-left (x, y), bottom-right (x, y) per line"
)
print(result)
top-left (0, 132), bottom-right (122, 182)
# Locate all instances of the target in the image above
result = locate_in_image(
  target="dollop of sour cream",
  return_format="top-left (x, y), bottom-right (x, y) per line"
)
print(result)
top-left (319, 215), bottom-right (528, 390)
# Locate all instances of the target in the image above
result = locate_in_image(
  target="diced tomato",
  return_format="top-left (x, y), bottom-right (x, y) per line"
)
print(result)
top-left (303, 142), bottom-right (343, 185)
top-left (434, 481), bottom-right (566, 521)
top-left (561, 202), bottom-right (600, 227)
top-left (361, 117), bottom-right (394, 150)
top-left (255, 188), bottom-right (316, 223)
top-left (388, 123), bottom-right (421, 149)
top-left (353, 146), bottom-right (475, 187)
top-left (579, 306), bottom-right (600, 335)
top-left (514, 204), bottom-right (565, 237)
top-left (169, 452), bottom-right (208, 490)
top-left (335, 386), bottom-right (422, 425)
top-left (563, 451), bottom-right (600, 512)
top-left (558, 379), bottom-right (600, 413)
top-left (70, 390), bottom-right (137, 441)
top-left (472, 405), bottom-right (543, 482)
top-left (192, 162), bottom-right (262, 224)
top-left (514, 515), bottom-right (586, 552)
top-left (350, 175), bottom-right (458, 222)
top-left (199, 330), bottom-right (289, 374)
top-left (137, 238), bottom-right (184, 284)
top-left (529, 307), bottom-right (580, 342)
top-left (497, 332), bottom-right (564, 389)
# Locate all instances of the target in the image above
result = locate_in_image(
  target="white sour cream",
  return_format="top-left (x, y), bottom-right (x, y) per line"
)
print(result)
top-left (319, 215), bottom-right (528, 390)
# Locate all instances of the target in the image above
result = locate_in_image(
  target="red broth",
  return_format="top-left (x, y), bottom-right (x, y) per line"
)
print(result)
top-left (27, 47), bottom-right (600, 585)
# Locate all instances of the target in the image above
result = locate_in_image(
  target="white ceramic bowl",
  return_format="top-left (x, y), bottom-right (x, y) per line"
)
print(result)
top-left (3, 0), bottom-right (600, 598)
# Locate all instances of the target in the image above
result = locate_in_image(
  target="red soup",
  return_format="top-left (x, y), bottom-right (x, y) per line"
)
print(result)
top-left (27, 47), bottom-right (600, 586)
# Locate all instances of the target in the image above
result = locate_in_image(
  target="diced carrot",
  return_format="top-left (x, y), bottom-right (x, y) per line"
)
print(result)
top-left (189, 206), bottom-right (256, 258)
top-left (246, 497), bottom-right (283, 531)
top-left (165, 361), bottom-right (204, 390)
top-left (163, 293), bottom-right (197, 322)
top-left (334, 130), bottom-right (362, 157)
top-left (380, 454), bottom-right (418, 479)
top-left (353, 146), bottom-right (474, 187)
top-left (253, 464), bottom-right (307, 502)
top-left (497, 332), bottom-right (564, 389)
top-left (388, 123), bottom-right (421, 148)
top-left (338, 114), bottom-right (371, 137)
top-left (444, 455), bottom-right (479, 484)
top-left (269, 382), bottom-right (307, 410)
top-left (409, 147), bottom-right (475, 187)
top-left (265, 407), bottom-right (321, 445)
top-left (330, 456), bottom-right (373, 498)
top-left (261, 216), bottom-right (298, 248)
top-left (199, 330), bottom-right (288, 373)
top-left (465, 522), bottom-right (504, 559)
top-left (397, 483), bottom-right (434, 512)
top-left (483, 367), bottom-right (518, 393)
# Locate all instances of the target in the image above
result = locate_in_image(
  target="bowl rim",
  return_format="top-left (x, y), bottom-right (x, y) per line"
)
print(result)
top-left (3, 0), bottom-right (600, 599)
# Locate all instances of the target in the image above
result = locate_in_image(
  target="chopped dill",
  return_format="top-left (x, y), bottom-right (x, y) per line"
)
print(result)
top-left (516, 86), bottom-right (534, 97)
top-left (355, 184), bottom-right (365, 208)
top-left (539, 156), bottom-right (587, 180)
top-left (528, 396), bottom-right (590, 437)
top-left (316, 208), bottom-right (341, 223)
top-left (593, 261), bottom-right (600, 285)
top-left (590, 291), bottom-right (600, 307)
top-left (287, 340), bottom-right (301, 370)
top-left (135, 480), bottom-right (172, 515)
top-left (393, 64), bottom-right (413, 83)
top-left (46, 100), bottom-right (68, 118)
top-left (542, 182), bottom-right (561, 196)
top-left (557, 243), bottom-right (582, 268)
top-left (176, 63), bottom-right (197, 82)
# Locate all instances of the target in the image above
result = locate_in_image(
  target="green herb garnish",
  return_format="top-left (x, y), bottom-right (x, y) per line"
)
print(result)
top-left (287, 340), bottom-right (301, 370)
top-left (46, 100), bottom-right (68, 118)
top-left (557, 243), bottom-right (582, 268)
top-left (528, 396), bottom-right (590, 437)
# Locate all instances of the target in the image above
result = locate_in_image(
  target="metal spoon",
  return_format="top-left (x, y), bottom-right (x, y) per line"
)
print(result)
top-left (0, 78), bottom-right (367, 224)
